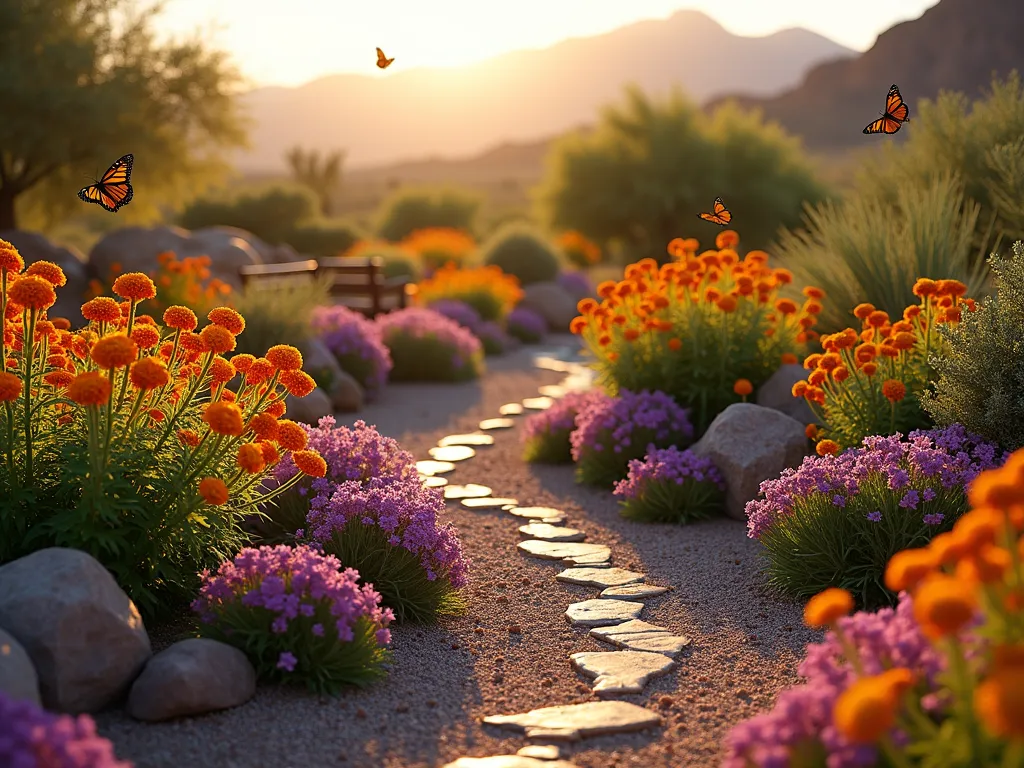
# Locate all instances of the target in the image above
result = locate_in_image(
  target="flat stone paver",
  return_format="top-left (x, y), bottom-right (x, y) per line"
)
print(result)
top-left (444, 484), bottom-right (493, 500)
top-left (483, 700), bottom-right (661, 741)
top-left (416, 460), bottom-right (456, 476)
top-left (571, 651), bottom-right (677, 696)
top-left (429, 445), bottom-right (476, 462)
top-left (589, 620), bottom-right (692, 658)
top-left (422, 476), bottom-right (449, 488)
top-left (555, 567), bottom-right (645, 589)
top-left (522, 396), bottom-right (555, 410)
top-left (518, 523), bottom-right (586, 542)
top-left (565, 599), bottom-right (643, 627)
top-left (439, 433), bottom-right (495, 447)
top-left (537, 385), bottom-right (567, 398)
top-left (443, 758), bottom-right (578, 768)
top-left (517, 745), bottom-right (562, 759)
top-left (480, 418), bottom-right (516, 430)
top-left (462, 497), bottom-right (520, 509)
top-left (599, 584), bottom-right (671, 600)
top-left (561, 550), bottom-right (611, 566)
top-left (518, 541), bottom-right (611, 563)
top-left (506, 507), bottom-right (568, 522)
top-left (498, 403), bottom-right (524, 416)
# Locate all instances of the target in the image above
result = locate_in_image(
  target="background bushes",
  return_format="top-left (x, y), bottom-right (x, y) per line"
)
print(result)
top-left (480, 222), bottom-right (561, 285)
top-left (375, 187), bottom-right (481, 242)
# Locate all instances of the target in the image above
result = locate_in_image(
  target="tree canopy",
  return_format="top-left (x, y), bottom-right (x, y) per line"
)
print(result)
top-left (0, 0), bottom-right (248, 230)
top-left (285, 147), bottom-right (345, 217)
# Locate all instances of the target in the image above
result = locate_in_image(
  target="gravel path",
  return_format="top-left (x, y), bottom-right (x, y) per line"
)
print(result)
top-left (95, 335), bottom-right (819, 768)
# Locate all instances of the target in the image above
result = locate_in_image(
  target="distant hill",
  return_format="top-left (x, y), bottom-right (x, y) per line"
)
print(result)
top-left (706, 0), bottom-right (1024, 151)
top-left (237, 10), bottom-right (853, 172)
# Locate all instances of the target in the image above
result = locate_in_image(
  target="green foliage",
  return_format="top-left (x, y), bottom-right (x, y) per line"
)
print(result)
top-left (480, 223), bottom-right (561, 285)
top-left (285, 147), bottom-right (345, 217)
top-left (353, 244), bottom-right (421, 280)
top-left (375, 187), bottom-right (481, 242)
top-left (285, 219), bottom-right (365, 258)
top-left (1, 0), bottom-right (247, 230)
top-left (575, 426), bottom-right (691, 489)
top-left (775, 173), bottom-right (988, 334)
top-left (757, 475), bottom-right (966, 609)
top-left (923, 241), bottom-right (1024, 451)
top-left (522, 427), bottom-right (575, 464)
top-left (382, 331), bottom-right (483, 383)
top-left (535, 86), bottom-right (828, 262)
top-left (618, 478), bottom-right (724, 525)
top-left (179, 183), bottom-right (318, 246)
top-left (229, 275), bottom-right (331, 359)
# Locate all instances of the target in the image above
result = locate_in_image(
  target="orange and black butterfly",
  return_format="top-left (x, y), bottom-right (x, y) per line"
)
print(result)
top-left (78, 154), bottom-right (133, 213)
top-left (697, 197), bottom-right (732, 226)
top-left (376, 47), bottom-right (394, 69)
top-left (863, 84), bottom-right (910, 135)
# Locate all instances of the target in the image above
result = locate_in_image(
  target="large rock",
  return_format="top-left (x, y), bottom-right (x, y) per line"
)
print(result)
top-left (0, 627), bottom-right (41, 705)
top-left (691, 403), bottom-right (808, 521)
top-left (0, 548), bottom-right (151, 713)
top-left (756, 364), bottom-right (817, 426)
top-left (284, 386), bottom-right (334, 426)
top-left (300, 337), bottom-right (365, 410)
top-left (0, 230), bottom-right (90, 326)
top-left (126, 638), bottom-right (256, 722)
top-left (518, 282), bottom-right (579, 333)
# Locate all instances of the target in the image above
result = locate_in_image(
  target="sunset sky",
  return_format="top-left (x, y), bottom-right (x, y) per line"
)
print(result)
top-left (156, 0), bottom-right (940, 88)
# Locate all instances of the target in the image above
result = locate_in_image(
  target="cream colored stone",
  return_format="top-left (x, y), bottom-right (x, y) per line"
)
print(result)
top-left (480, 418), bottom-right (516, 430)
top-left (599, 584), bottom-right (670, 600)
top-left (570, 651), bottom-right (676, 696)
top-left (518, 523), bottom-right (586, 542)
top-left (483, 700), bottom-right (661, 741)
top-left (439, 433), bottom-right (495, 447)
top-left (565, 599), bottom-right (643, 627)
top-left (429, 445), bottom-right (476, 462)
top-left (462, 497), bottom-right (519, 509)
top-left (518, 541), bottom-right (611, 563)
top-left (444, 484), bottom-right (493, 500)
top-left (589, 620), bottom-right (691, 658)
top-left (555, 568), bottom-right (645, 589)
top-left (416, 460), bottom-right (456, 476)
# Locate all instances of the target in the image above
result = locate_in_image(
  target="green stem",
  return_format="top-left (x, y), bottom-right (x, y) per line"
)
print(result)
top-left (22, 307), bottom-right (37, 487)
top-left (4, 400), bottom-right (17, 490)
top-left (948, 637), bottom-right (985, 760)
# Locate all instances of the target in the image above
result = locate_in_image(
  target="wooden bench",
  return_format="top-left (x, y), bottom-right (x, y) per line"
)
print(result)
top-left (238, 257), bottom-right (412, 317)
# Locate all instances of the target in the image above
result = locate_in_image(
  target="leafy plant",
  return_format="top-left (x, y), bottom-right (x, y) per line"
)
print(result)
top-left (342, 240), bottom-right (422, 280)
top-left (228, 275), bottom-right (331, 359)
top-left (415, 263), bottom-right (523, 322)
top-left (480, 223), bottom-right (561, 286)
top-left (399, 227), bottom-right (478, 273)
top-left (924, 241), bottom-right (1024, 451)
top-left (521, 391), bottom-right (607, 464)
top-left (285, 219), bottom-right (364, 258)
top-left (376, 308), bottom-right (484, 382)
top-left (310, 305), bottom-right (392, 398)
top-left (375, 187), bottom-right (480, 242)
top-left (556, 230), bottom-right (602, 268)
top-left (179, 183), bottom-right (321, 246)
top-left (614, 447), bottom-right (725, 524)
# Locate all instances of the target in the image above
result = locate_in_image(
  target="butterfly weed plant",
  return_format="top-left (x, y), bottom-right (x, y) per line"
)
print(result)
top-left (570, 230), bottom-right (819, 436)
top-left (0, 239), bottom-right (328, 618)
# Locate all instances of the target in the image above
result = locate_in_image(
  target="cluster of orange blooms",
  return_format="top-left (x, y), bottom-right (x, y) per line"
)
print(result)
top-left (556, 230), bottom-right (601, 267)
top-left (89, 252), bottom-right (232, 316)
top-left (398, 227), bottom-right (477, 269)
top-left (0, 238), bottom-right (326, 504)
top-left (802, 451), bottom-right (1024, 751)
top-left (414, 263), bottom-right (523, 319)
top-left (795, 277), bottom-right (974, 455)
top-left (569, 230), bottom-right (823, 364)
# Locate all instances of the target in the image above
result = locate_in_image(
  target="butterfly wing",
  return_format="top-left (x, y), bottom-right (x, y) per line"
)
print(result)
top-left (885, 84), bottom-right (910, 123)
top-left (376, 48), bottom-right (393, 68)
top-left (863, 117), bottom-right (903, 135)
top-left (78, 154), bottom-right (134, 212)
top-left (698, 198), bottom-right (732, 226)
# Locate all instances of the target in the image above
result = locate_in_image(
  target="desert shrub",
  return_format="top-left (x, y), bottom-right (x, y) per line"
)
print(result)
top-left (726, 451), bottom-right (1024, 767)
top-left (775, 173), bottom-right (989, 334)
top-left (266, 419), bottom-right (470, 622)
top-left (0, 244), bottom-right (328, 617)
top-left (507, 306), bottom-right (547, 344)
top-left (796, 278), bottom-right (975, 453)
top-left (310, 305), bottom-right (392, 398)
top-left (536, 86), bottom-right (828, 261)
top-left (285, 219), bottom-right (365, 258)
top-left (614, 446), bottom-right (724, 524)
top-left (399, 227), bottom-right (478, 273)
top-left (475, 320), bottom-right (512, 356)
top-left (481, 223), bottom-right (561, 286)
top-left (557, 230), bottom-right (602, 268)
top-left (427, 298), bottom-right (483, 331)
top-left (228, 274), bottom-right (331, 360)
top-left (192, 544), bottom-right (392, 693)
top-left (745, 424), bottom-right (1006, 608)
top-left (178, 182), bottom-right (320, 246)
top-left (415, 263), bottom-right (522, 322)
top-left (924, 242), bottom-right (1024, 451)
top-left (570, 389), bottom-right (694, 487)
top-left (375, 187), bottom-right (481, 242)
top-left (0, 690), bottom-right (131, 766)
top-left (571, 231), bottom-right (816, 436)
top-left (376, 308), bottom-right (484, 382)
top-left (521, 390), bottom-right (609, 464)
top-left (342, 240), bottom-right (422, 280)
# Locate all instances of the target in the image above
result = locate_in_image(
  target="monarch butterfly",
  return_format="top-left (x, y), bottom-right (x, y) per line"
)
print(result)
top-left (78, 154), bottom-right (133, 213)
top-left (376, 47), bottom-right (394, 69)
top-left (697, 197), bottom-right (732, 226)
top-left (863, 84), bottom-right (910, 135)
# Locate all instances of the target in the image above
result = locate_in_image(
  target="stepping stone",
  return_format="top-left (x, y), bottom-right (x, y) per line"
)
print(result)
top-left (499, 403), bottom-right (524, 416)
top-left (600, 584), bottom-right (670, 600)
top-left (571, 651), bottom-right (677, 696)
top-left (439, 433), bottom-right (495, 447)
top-left (562, 550), bottom-right (611, 566)
top-left (518, 541), bottom-right (611, 563)
top-left (537, 384), bottom-right (567, 398)
top-left (518, 523), bottom-right (586, 542)
top-left (416, 460), bottom-right (456, 476)
top-left (555, 567), bottom-right (645, 589)
top-left (429, 446), bottom-right (476, 462)
top-left (589, 620), bottom-right (692, 658)
top-left (522, 397), bottom-right (555, 410)
top-left (483, 700), bottom-right (661, 741)
top-left (462, 497), bottom-right (519, 509)
top-left (443, 757), bottom-right (578, 768)
top-left (444, 484), bottom-right (493, 500)
top-left (533, 356), bottom-right (576, 373)
top-left (565, 599), bottom-right (643, 627)
top-left (517, 745), bottom-right (562, 760)
top-left (422, 476), bottom-right (449, 488)
top-left (506, 507), bottom-right (567, 522)
top-left (479, 418), bottom-right (516, 430)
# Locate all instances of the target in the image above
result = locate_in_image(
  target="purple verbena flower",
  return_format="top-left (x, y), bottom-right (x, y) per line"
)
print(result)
top-left (427, 299), bottom-right (482, 332)
top-left (522, 390), bottom-right (611, 445)
top-left (311, 305), bottom-right (392, 397)
top-left (557, 270), bottom-right (595, 299)
top-left (614, 446), bottom-right (725, 499)
top-left (507, 306), bottom-right (547, 342)
top-left (570, 389), bottom-right (694, 462)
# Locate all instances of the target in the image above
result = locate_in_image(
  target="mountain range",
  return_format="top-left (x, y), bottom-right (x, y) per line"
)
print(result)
top-left (236, 10), bottom-right (854, 172)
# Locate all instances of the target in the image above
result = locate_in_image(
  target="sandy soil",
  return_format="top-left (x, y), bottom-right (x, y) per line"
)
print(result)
top-left (95, 335), bottom-right (820, 768)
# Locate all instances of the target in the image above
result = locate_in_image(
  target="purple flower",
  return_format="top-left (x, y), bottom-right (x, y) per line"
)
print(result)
top-left (376, 307), bottom-right (483, 380)
top-left (570, 389), bottom-right (694, 462)
top-left (557, 270), bottom-right (595, 299)
top-left (507, 306), bottom-right (547, 342)
top-left (277, 651), bottom-right (298, 672)
top-left (427, 299), bottom-right (482, 332)
top-left (475, 320), bottom-right (513, 355)
top-left (311, 305), bottom-right (392, 397)
top-left (522, 390), bottom-right (610, 444)
top-left (0, 691), bottom-right (132, 768)
top-left (614, 446), bottom-right (725, 499)
top-left (866, 510), bottom-right (882, 522)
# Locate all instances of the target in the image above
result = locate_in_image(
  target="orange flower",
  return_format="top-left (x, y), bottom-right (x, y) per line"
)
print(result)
top-left (293, 450), bottom-right (328, 477)
top-left (112, 272), bottom-right (157, 302)
top-left (804, 587), bottom-right (854, 628)
top-left (44, 370), bottom-right (74, 389)
top-left (772, 268), bottom-right (792, 284)
top-left (280, 369), bottom-right (316, 398)
top-left (623, 328), bottom-right (641, 342)
top-left (833, 671), bottom-right (912, 744)
top-left (266, 399), bottom-right (287, 418)
top-left (884, 548), bottom-right (937, 592)
top-left (781, 353), bottom-right (798, 365)
top-left (203, 401), bottom-right (245, 436)
top-left (248, 412), bottom-right (280, 441)
top-left (832, 366), bottom-right (850, 383)
top-left (209, 357), bottom-right (237, 385)
top-left (276, 420), bottom-right (308, 451)
top-left (975, 667), bottom-right (1024, 739)
top-left (8, 275), bottom-right (56, 310)
top-left (200, 324), bottom-right (236, 354)
top-left (808, 370), bottom-right (827, 386)
top-left (912, 278), bottom-right (938, 297)
top-left (163, 305), bottom-right (198, 331)
top-left (129, 325), bottom-right (161, 350)
top-left (129, 357), bottom-right (170, 390)
top-left (802, 286), bottom-right (825, 300)
top-left (716, 295), bottom-right (738, 313)
top-left (266, 344), bottom-right (303, 371)
top-left (816, 439), bottom-right (840, 456)
top-left (865, 310), bottom-right (889, 328)
top-left (955, 544), bottom-right (1012, 584)
top-left (668, 338), bottom-right (682, 351)
top-left (177, 429), bottom-right (201, 448)
top-left (889, 332), bottom-right (916, 351)
top-left (569, 317), bottom-right (587, 334)
top-left (733, 378), bottom-right (753, 397)
top-left (51, 318), bottom-right (71, 331)
top-left (207, 307), bottom-right (245, 335)
top-left (792, 381), bottom-right (808, 398)
top-left (231, 354), bottom-right (256, 372)
top-left (0, 372), bottom-right (21, 402)
top-left (237, 443), bottom-right (267, 474)
top-left (715, 230), bottom-right (739, 249)
top-left (25, 260), bottom-right (67, 287)
top-left (258, 441), bottom-right (281, 464)
top-left (912, 574), bottom-right (977, 639)
top-left (935, 279), bottom-right (967, 298)
top-left (938, 307), bottom-right (962, 324)
top-left (774, 299), bottom-right (798, 315)
top-left (881, 380), bottom-right (906, 403)
top-left (198, 477), bottom-right (229, 505)
top-left (91, 334), bottom-right (138, 369)
top-left (0, 240), bottom-right (24, 273)
top-left (66, 371), bottom-right (112, 406)
top-left (82, 297), bottom-right (123, 324)
top-left (861, 362), bottom-right (878, 377)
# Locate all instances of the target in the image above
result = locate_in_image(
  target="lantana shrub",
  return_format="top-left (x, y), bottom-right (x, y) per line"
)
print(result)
top-left (377, 307), bottom-right (484, 382)
top-left (0, 240), bottom-right (327, 617)
top-left (570, 389), bottom-right (694, 487)
top-left (399, 227), bottom-right (478, 273)
top-left (614, 446), bottom-right (725, 524)
top-left (556, 230), bottom-right (602, 268)
top-left (746, 424), bottom-right (1006, 608)
top-left (521, 390), bottom-right (610, 464)
top-left (310, 304), bottom-right (392, 398)
top-left (796, 277), bottom-right (974, 453)
top-left (726, 449), bottom-right (1024, 767)
top-left (192, 544), bottom-right (392, 694)
top-left (415, 263), bottom-right (523, 322)
top-left (570, 230), bottom-right (818, 436)
top-left (271, 418), bottom-right (470, 622)
top-left (506, 306), bottom-right (547, 344)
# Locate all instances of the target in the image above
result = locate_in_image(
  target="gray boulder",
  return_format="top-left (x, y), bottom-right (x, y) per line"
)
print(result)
top-left (0, 627), bottom-right (41, 705)
top-left (299, 337), bottom-right (365, 411)
top-left (519, 281), bottom-right (579, 333)
top-left (284, 386), bottom-right (334, 426)
top-left (756, 364), bottom-right (817, 426)
top-left (0, 230), bottom-right (90, 326)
